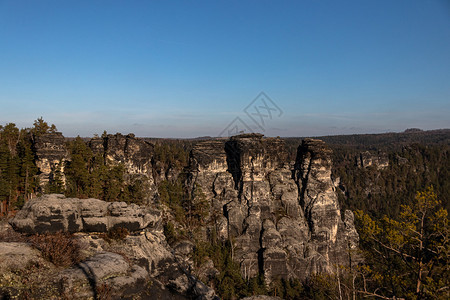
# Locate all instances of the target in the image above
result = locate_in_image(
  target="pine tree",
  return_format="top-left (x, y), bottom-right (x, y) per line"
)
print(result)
top-left (355, 187), bottom-right (449, 299)
top-left (65, 137), bottom-right (92, 197)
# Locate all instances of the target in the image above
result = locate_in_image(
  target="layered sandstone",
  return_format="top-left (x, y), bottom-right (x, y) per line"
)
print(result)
top-left (188, 135), bottom-right (358, 283)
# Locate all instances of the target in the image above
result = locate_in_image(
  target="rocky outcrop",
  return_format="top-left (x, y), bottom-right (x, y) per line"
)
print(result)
top-left (34, 132), bottom-right (69, 188)
top-left (0, 242), bottom-right (47, 271)
top-left (188, 135), bottom-right (359, 284)
top-left (102, 133), bottom-right (154, 176)
top-left (58, 252), bottom-right (149, 299)
top-left (91, 133), bottom-right (159, 201)
top-left (34, 133), bottom-right (161, 201)
top-left (4, 195), bottom-right (217, 300)
top-left (26, 132), bottom-right (359, 293)
top-left (9, 194), bottom-right (161, 234)
top-left (294, 139), bottom-right (359, 271)
top-left (356, 151), bottom-right (389, 169)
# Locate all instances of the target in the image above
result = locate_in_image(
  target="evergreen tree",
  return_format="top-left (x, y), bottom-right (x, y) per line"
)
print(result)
top-left (16, 130), bottom-right (38, 207)
top-left (65, 137), bottom-right (92, 197)
top-left (355, 187), bottom-right (449, 299)
top-left (31, 117), bottom-right (57, 137)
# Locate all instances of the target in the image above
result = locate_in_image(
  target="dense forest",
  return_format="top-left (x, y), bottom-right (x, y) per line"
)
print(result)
top-left (0, 120), bottom-right (448, 299)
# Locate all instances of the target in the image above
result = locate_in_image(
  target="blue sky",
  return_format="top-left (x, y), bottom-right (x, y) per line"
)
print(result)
top-left (0, 0), bottom-right (449, 137)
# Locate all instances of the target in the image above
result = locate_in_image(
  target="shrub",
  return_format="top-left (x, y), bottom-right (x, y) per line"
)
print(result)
top-left (96, 282), bottom-right (112, 300)
top-left (163, 222), bottom-right (178, 245)
top-left (101, 226), bottom-right (129, 243)
top-left (30, 231), bottom-right (82, 267)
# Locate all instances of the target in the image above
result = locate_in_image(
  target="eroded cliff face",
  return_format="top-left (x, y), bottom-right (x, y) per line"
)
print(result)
top-left (34, 133), bottom-right (159, 200)
top-left (103, 133), bottom-right (158, 200)
top-left (356, 151), bottom-right (389, 169)
top-left (32, 132), bottom-right (358, 285)
top-left (188, 135), bottom-right (358, 283)
top-left (34, 132), bottom-right (69, 189)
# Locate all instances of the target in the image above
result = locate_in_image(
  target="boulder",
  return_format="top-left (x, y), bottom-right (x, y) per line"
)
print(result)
top-left (9, 194), bottom-right (161, 234)
top-left (58, 252), bottom-right (149, 299)
top-left (0, 242), bottom-right (47, 272)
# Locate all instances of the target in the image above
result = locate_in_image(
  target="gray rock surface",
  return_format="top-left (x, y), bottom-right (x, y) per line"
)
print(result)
top-left (9, 194), bottom-right (161, 234)
top-left (58, 251), bottom-right (149, 299)
top-left (34, 133), bottom-right (162, 204)
top-left (188, 135), bottom-right (359, 284)
top-left (356, 150), bottom-right (389, 169)
top-left (0, 242), bottom-right (46, 271)
top-left (19, 132), bottom-right (360, 296)
top-left (34, 132), bottom-right (69, 189)
top-left (77, 231), bottom-right (217, 300)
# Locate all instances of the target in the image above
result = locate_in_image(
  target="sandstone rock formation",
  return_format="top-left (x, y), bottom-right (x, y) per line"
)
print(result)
top-left (188, 135), bottom-right (359, 283)
top-left (0, 242), bottom-right (47, 271)
top-left (5, 194), bottom-right (217, 299)
top-left (33, 133), bottom-right (160, 201)
top-left (27, 132), bottom-right (359, 293)
top-left (34, 132), bottom-right (68, 188)
top-left (102, 134), bottom-right (155, 180)
top-left (356, 150), bottom-right (389, 169)
top-left (58, 251), bottom-right (149, 299)
top-left (9, 194), bottom-right (161, 234)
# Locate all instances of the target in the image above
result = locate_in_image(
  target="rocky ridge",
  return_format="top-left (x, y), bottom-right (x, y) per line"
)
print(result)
top-left (356, 151), bottom-right (389, 169)
top-left (188, 134), bottom-right (359, 284)
top-left (26, 132), bottom-right (359, 293)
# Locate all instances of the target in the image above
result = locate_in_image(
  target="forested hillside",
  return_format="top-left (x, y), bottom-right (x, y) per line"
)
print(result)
top-left (285, 130), bottom-right (450, 217)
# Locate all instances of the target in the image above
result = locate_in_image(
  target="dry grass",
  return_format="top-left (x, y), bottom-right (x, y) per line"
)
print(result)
top-left (96, 282), bottom-right (112, 300)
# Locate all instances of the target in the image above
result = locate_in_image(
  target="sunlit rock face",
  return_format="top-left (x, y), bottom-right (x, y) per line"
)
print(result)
top-left (34, 132), bottom-right (69, 189)
top-left (103, 133), bottom-right (154, 175)
top-left (188, 134), bottom-right (358, 284)
top-left (294, 139), bottom-right (359, 274)
top-left (8, 194), bottom-right (217, 300)
top-left (30, 131), bottom-right (358, 286)
top-left (34, 133), bottom-right (160, 201)
top-left (295, 139), bottom-right (340, 244)
top-left (90, 133), bottom-right (159, 202)
top-left (9, 194), bottom-right (161, 234)
top-left (356, 150), bottom-right (389, 169)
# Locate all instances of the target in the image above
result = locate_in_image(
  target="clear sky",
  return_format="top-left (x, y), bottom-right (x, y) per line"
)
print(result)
top-left (1, 0), bottom-right (449, 138)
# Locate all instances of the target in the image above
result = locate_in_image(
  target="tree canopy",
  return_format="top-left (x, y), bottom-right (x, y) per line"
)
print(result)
top-left (355, 187), bottom-right (449, 299)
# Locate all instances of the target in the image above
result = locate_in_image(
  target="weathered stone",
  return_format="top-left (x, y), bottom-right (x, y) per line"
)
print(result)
top-left (174, 240), bottom-right (195, 257)
top-left (9, 194), bottom-right (161, 234)
top-left (197, 258), bottom-right (220, 283)
top-left (34, 132), bottom-right (69, 189)
top-left (187, 135), bottom-right (359, 285)
top-left (19, 131), bottom-right (360, 294)
top-left (356, 151), bottom-right (389, 169)
top-left (58, 252), bottom-right (148, 299)
top-left (34, 132), bottom-right (162, 204)
top-left (262, 247), bottom-right (289, 283)
top-left (0, 242), bottom-right (47, 272)
top-left (343, 210), bottom-right (359, 249)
